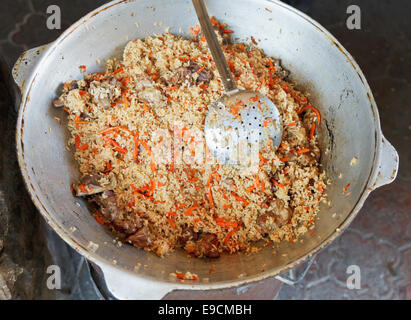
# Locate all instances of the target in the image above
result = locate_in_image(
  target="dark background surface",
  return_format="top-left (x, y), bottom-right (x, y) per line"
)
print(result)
top-left (0, 0), bottom-right (409, 300)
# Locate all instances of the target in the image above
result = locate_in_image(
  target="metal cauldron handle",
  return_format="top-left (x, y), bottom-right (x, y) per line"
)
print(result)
top-left (370, 135), bottom-right (399, 190)
top-left (12, 44), bottom-right (50, 91)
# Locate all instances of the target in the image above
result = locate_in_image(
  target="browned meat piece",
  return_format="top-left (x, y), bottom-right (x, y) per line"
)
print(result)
top-left (188, 61), bottom-right (213, 83)
top-left (192, 233), bottom-right (220, 258)
top-left (90, 190), bottom-right (120, 221)
top-left (125, 226), bottom-right (151, 248)
top-left (179, 225), bottom-right (199, 245)
top-left (169, 61), bottom-right (213, 86)
top-left (257, 199), bottom-right (292, 233)
top-left (52, 98), bottom-right (65, 108)
top-left (68, 80), bottom-right (79, 90)
top-left (169, 67), bottom-right (194, 86)
top-left (298, 147), bottom-right (321, 166)
top-left (274, 67), bottom-right (289, 80)
top-left (112, 215), bottom-right (142, 235)
top-left (74, 174), bottom-right (109, 196)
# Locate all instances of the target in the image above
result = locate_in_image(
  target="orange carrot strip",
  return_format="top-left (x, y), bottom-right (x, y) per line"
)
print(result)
top-left (133, 131), bottom-right (139, 160)
top-left (231, 192), bottom-right (248, 206)
top-left (113, 67), bottom-right (124, 74)
top-left (79, 143), bottom-right (89, 151)
top-left (224, 226), bottom-right (239, 244)
top-left (297, 148), bottom-right (310, 154)
top-left (139, 140), bottom-right (155, 173)
top-left (309, 123), bottom-right (316, 140)
top-left (197, 66), bottom-right (205, 74)
top-left (74, 135), bottom-right (81, 149)
top-left (102, 136), bottom-right (127, 154)
top-left (167, 217), bottom-right (175, 229)
top-left (298, 105), bottom-right (321, 123)
top-left (95, 215), bottom-right (105, 225)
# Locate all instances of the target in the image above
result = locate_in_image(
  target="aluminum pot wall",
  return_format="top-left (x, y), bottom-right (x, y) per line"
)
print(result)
top-left (13, 0), bottom-right (398, 299)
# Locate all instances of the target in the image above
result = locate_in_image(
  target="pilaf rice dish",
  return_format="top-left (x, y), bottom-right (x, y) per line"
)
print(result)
top-left (53, 18), bottom-right (327, 258)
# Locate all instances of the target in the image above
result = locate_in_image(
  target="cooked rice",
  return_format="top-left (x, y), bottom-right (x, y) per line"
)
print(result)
top-left (57, 20), bottom-right (327, 258)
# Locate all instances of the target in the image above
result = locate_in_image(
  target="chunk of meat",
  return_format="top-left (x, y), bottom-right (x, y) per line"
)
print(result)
top-left (68, 80), bottom-right (79, 90)
top-left (112, 215), bottom-right (142, 235)
top-left (274, 66), bottom-right (289, 80)
top-left (297, 146), bottom-right (321, 166)
top-left (88, 77), bottom-right (121, 108)
top-left (125, 226), bottom-right (151, 248)
top-left (169, 67), bottom-right (194, 86)
top-left (90, 190), bottom-right (120, 221)
top-left (192, 233), bottom-right (220, 258)
top-left (74, 174), bottom-right (110, 196)
top-left (257, 199), bottom-right (292, 233)
top-left (179, 225), bottom-right (199, 245)
top-left (52, 98), bottom-right (65, 108)
top-left (188, 61), bottom-right (213, 83)
top-left (168, 61), bottom-right (213, 86)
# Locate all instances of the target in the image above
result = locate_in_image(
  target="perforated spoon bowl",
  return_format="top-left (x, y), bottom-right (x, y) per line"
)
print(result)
top-left (192, 0), bottom-right (283, 166)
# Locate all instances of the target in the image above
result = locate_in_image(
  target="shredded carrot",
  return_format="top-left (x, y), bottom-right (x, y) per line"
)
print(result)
top-left (102, 136), bottom-right (128, 154)
top-left (250, 36), bottom-right (258, 45)
top-left (184, 204), bottom-right (198, 216)
top-left (79, 90), bottom-right (87, 96)
top-left (246, 185), bottom-right (256, 193)
top-left (298, 105), bottom-right (321, 123)
top-left (139, 140), bottom-right (156, 173)
top-left (344, 183), bottom-right (350, 192)
top-left (121, 77), bottom-right (130, 86)
top-left (79, 143), bottom-right (89, 151)
top-left (122, 92), bottom-right (129, 108)
top-left (167, 217), bottom-right (175, 229)
top-left (231, 192), bottom-right (248, 206)
top-left (279, 157), bottom-right (289, 162)
top-left (192, 218), bottom-right (200, 228)
top-left (95, 215), bottom-right (105, 225)
top-left (224, 226), bottom-right (240, 244)
top-left (78, 184), bottom-right (89, 193)
top-left (287, 122), bottom-right (297, 127)
top-left (74, 135), bottom-right (81, 149)
top-left (249, 95), bottom-right (260, 102)
top-left (133, 131), bottom-right (139, 160)
top-left (223, 29), bottom-right (234, 34)
top-left (297, 148), bottom-right (310, 154)
top-left (260, 180), bottom-right (265, 193)
top-left (142, 104), bottom-right (150, 112)
top-left (309, 122), bottom-right (316, 140)
top-left (272, 179), bottom-right (285, 189)
top-left (223, 204), bottom-right (232, 209)
top-left (113, 67), bottom-right (124, 74)
top-left (175, 272), bottom-right (185, 280)
top-left (79, 65), bottom-right (86, 72)
top-left (197, 66), bottom-right (205, 74)
top-left (309, 229), bottom-right (315, 236)
top-left (165, 86), bottom-right (179, 91)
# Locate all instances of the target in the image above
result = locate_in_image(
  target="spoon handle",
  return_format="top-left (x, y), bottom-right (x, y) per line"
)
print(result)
top-left (192, 0), bottom-right (238, 94)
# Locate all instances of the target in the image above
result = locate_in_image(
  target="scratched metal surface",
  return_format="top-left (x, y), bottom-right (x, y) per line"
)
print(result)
top-left (0, 0), bottom-right (409, 300)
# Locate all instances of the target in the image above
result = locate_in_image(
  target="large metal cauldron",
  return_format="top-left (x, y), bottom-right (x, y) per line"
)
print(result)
top-left (13, 0), bottom-right (398, 299)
